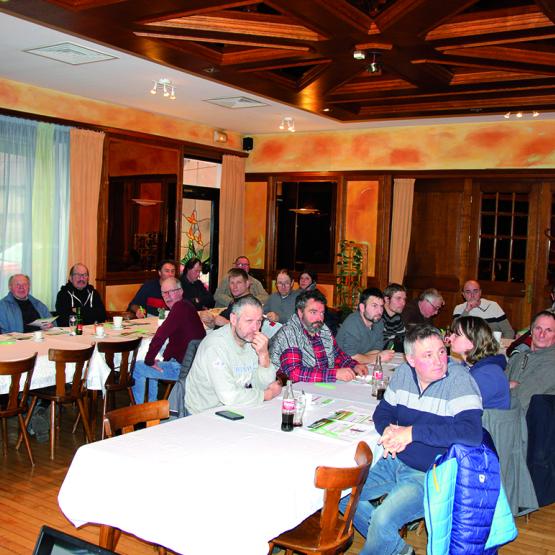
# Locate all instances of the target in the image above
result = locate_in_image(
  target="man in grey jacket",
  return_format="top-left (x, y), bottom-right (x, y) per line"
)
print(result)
top-left (507, 310), bottom-right (555, 410)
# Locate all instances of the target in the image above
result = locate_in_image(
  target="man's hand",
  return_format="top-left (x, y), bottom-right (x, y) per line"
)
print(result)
top-left (265, 311), bottom-right (280, 323)
top-left (378, 424), bottom-right (413, 458)
top-left (509, 380), bottom-right (520, 389)
top-left (465, 299), bottom-right (480, 311)
top-left (151, 362), bottom-right (163, 373)
top-left (199, 311), bottom-right (215, 329)
top-left (263, 380), bottom-right (282, 401)
top-left (40, 321), bottom-right (53, 330)
top-left (379, 349), bottom-right (395, 362)
top-left (336, 367), bottom-right (356, 382)
top-left (353, 364), bottom-right (368, 377)
top-left (252, 331), bottom-right (270, 367)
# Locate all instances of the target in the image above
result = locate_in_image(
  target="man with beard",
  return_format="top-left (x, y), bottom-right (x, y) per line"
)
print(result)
top-left (336, 288), bottom-right (395, 364)
top-left (185, 295), bottom-right (282, 414)
top-left (270, 289), bottom-right (368, 382)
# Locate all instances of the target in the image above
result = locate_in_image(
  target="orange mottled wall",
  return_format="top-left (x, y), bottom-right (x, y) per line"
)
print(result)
top-left (346, 181), bottom-right (378, 277)
top-left (247, 119), bottom-right (555, 172)
top-left (109, 140), bottom-right (179, 175)
top-left (244, 182), bottom-right (267, 269)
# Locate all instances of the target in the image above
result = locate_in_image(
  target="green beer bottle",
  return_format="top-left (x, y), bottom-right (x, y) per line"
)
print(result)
top-left (76, 307), bottom-right (83, 336)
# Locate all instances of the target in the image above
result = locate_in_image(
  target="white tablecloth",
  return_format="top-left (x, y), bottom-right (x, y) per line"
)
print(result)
top-left (0, 318), bottom-right (158, 395)
top-left (58, 380), bottom-right (389, 555)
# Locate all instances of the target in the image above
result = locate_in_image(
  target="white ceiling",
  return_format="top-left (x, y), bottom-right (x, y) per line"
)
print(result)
top-left (0, 12), bottom-right (552, 136)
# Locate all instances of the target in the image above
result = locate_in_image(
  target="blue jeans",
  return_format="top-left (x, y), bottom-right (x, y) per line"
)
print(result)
top-left (339, 455), bottom-right (425, 555)
top-left (132, 359), bottom-right (181, 404)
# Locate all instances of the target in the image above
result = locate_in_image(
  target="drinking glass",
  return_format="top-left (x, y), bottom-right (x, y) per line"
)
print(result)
top-left (293, 394), bottom-right (306, 427)
top-left (68, 315), bottom-right (77, 336)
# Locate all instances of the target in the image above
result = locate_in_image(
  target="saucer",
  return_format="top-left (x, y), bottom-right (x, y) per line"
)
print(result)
top-left (32, 338), bottom-right (45, 343)
top-left (95, 334), bottom-right (106, 339)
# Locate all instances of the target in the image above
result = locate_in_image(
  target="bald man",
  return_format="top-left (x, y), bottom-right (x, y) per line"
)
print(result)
top-left (452, 280), bottom-right (514, 338)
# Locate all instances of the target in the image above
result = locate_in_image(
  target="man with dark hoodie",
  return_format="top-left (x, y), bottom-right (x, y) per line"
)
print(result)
top-left (55, 263), bottom-right (106, 326)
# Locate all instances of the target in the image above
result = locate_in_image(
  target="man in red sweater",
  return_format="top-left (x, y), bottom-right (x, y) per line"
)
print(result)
top-left (132, 277), bottom-right (206, 403)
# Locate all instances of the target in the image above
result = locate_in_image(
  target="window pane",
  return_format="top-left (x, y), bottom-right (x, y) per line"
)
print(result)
top-left (512, 240), bottom-right (526, 260)
top-left (511, 262), bottom-right (525, 283)
top-left (497, 215), bottom-right (512, 236)
top-left (481, 215), bottom-right (495, 235)
top-left (479, 238), bottom-right (494, 258)
top-left (498, 196), bottom-right (513, 213)
top-left (481, 195), bottom-right (496, 212)
top-left (478, 260), bottom-right (493, 281)
top-left (495, 261), bottom-right (509, 281)
top-left (496, 238), bottom-right (510, 259)
top-left (513, 216), bottom-right (528, 236)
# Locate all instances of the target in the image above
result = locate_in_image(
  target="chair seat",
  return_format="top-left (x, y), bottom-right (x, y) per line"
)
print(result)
top-left (31, 384), bottom-right (80, 404)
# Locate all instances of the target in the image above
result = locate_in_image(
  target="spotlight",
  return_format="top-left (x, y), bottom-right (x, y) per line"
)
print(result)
top-left (516, 112), bottom-right (523, 118)
top-left (504, 112), bottom-right (511, 119)
top-left (366, 52), bottom-right (382, 75)
top-left (353, 49), bottom-right (366, 60)
top-left (533, 111), bottom-right (540, 118)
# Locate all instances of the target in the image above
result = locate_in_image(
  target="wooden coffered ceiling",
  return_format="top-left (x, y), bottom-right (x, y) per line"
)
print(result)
top-left (3, 0), bottom-right (555, 122)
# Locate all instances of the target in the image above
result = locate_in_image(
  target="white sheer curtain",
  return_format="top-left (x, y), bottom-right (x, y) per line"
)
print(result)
top-left (388, 178), bottom-right (415, 284)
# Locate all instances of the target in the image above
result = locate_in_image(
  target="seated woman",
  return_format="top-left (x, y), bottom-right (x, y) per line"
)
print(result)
top-left (180, 257), bottom-right (215, 311)
top-left (263, 269), bottom-right (298, 324)
top-left (450, 315), bottom-right (510, 409)
top-left (298, 270), bottom-right (317, 292)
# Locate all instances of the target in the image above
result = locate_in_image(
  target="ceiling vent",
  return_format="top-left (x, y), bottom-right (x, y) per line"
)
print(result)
top-left (24, 42), bottom-right (117, 65)
top-left (204, 96), bottom-right (268, 109)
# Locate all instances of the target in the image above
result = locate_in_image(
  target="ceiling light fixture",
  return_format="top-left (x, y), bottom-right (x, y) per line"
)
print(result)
top-left (353, 49), bottom-right (366, 60)
top-left (366, 52), bottom-right (382, 75)
top-left (279, 116), bottom-right (295, 132)
top-left (149, 78), bottom-right (176, 100)
top-left (503, 110), bottom-right (540, 120)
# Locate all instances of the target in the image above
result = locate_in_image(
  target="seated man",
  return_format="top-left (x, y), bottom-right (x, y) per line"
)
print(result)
top-left (382, 283), bottom-right (407, 352)
top-left (264, 269), bottom-right (299, 324)
top-left (341, 324), bottom-right (483, 555)
top-left (506, 310), bottom-right (555, 411)
top-left (453, 280), bottom-right (514, 338)
top-left (0, 274), bottom-right (53, 333)
top-left (336, 288), bottom-right (394, 364)
top-left (214, 256), bottom-right (269, 307)
top-left (132, 278), bottom-right (206, 403)
top-left (269, 289), bottom-right (368, 382)
top-left (55, 263), bottom-right (106, 326)
top-left (214, 268), bottom-right (251, 326)
top-left (180, 257), bottom-right (215, 311)
top-left (401, 288), bottom-right (444, 329)
top-left (128, 259), bottom-right (178, 318)
top-left (185, 295), bottom-right (282, 414)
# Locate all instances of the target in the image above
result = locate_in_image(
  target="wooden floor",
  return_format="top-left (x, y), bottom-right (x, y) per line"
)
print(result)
top-left (1, 406), bottom-right (554, 555)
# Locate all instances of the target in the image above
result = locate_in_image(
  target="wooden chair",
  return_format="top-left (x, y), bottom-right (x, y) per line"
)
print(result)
top-left (268, 441), bottom-right (373, 555)
top-left (101, 400), bottom-right (170, 554)
top-left (19, 346), bottom-right (95, 460)
top-left (0, 353), bottom-right (38, 466)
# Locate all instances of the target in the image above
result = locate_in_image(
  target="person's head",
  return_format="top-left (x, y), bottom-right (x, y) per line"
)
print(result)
top-left (383, 283), bottom-right (406, 315)
top-left (418, 288), bottom-right (444, 318)
top-left (298, 271), bottom-right (317, 290)
top-left (160, 277), bottom-right (183, 309)
top-left (228, 268), bottom-right (250, 299)
top-left (296, 289), bottom-right (327, 334)
top-left (8, 274), bottom-right (31, 301)
top-left (230, 295), bottom-right (263, 346)
top-left (275, 269), bottom-right (294, 297)
top-left (234, 256), bottom-right (250, 273)
top-left (157, 260), bottom-right (178, 282)
top-left (69, 263), bottom-right (90, 290)
top-left (462, 280), bottom-right (482, 304)
top-left (358, 288), bottom-right (384, 325)
top-left (184, 257), bottom-right (202, 283)
top-left (450, 316), bottom-right (498, 364)
top-left (530, 310), bottom-right (555, 351)
top-left (404, 325), bottom-right (448, 389)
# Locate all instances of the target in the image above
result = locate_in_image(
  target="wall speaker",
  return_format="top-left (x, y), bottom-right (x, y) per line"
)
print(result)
top-left (242, 137), bottom-right (254, 151)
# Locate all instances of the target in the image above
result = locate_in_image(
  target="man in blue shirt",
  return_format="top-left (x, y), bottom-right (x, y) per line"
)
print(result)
top-left (340, 324), bottom-right (483, 555)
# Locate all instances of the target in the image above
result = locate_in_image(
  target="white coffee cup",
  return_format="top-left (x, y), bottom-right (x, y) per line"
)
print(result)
top-left (33, 330), bottom-right (43, 342)
top-left (492, 331), bottom-right (502, 343)
top-left (95, 325), bottom-right (105, 338)
top-left (113, 316), bottom-right (123, 329)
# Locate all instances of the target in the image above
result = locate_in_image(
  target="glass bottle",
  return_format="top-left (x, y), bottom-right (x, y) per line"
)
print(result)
top-left (281, 380), bottom-right (295, 432)
top-left (75, 307), bottom-right (83, 336)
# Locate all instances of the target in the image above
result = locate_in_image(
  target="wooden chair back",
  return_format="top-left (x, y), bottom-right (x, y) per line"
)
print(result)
top-left (103, 400), bottom-right (169, 438)
top-left (0, 353), bottom-right (37, 416)
top-left (48, 346), bottom-right (95, 401)
top-left (316, 441), bottom-right (373, 547)
top-left (97, 337), bottom-right (141, 390)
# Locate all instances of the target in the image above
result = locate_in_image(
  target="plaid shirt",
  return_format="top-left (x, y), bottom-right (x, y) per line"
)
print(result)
top-left (279, 328), bottom-right (357, 382)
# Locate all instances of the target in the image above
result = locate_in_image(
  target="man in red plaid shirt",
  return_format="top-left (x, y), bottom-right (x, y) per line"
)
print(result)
top-left (269, 289), bottom-right (368, 382)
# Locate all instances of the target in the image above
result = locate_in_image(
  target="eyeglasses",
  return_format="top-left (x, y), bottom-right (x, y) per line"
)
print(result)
top-left (72, 273), bottom-right (89, 279)
top-left (235, 262), bottom-right (249, 268)
top-left (425, 299), bottom-right (443, 312)
top-left (161, 288), bottom-right (181, 296)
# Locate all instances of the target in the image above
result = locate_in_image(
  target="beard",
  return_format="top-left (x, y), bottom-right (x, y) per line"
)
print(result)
top-left (304, 320), bottom-right (323, 334)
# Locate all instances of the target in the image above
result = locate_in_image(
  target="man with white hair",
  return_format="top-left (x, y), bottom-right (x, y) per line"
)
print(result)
top-left (401, 288), bottom-right (444, 329)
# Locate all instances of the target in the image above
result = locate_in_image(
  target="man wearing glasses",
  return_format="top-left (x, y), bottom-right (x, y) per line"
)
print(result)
top-left (401, 288), bottom-right (444, 329)
top-left (214, 255), bottom-right (269, 307)
top-left (132, 277), bottom-right (206, 404)
top-left (453, 280), bottom-right (514, 338)
top-left (55, 263), bottom-right (106, 326)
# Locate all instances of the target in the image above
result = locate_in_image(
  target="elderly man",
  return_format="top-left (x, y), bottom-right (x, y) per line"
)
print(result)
top-left (132, 278), bottom-right (206, 404)
top-left (336, 288), bottom-right (394, 364)
top-left (453, 280), bottom-right (514, 338)
top-left (270, 289), bottom-right (368, 382)
top-left (128, 259), bottom-right (178, 318)
top-left (401, 288), bottom-right (444, 328)
top-left (0, 274), bottom-right (53, 333)
top-left (382, 283), bottom-right (407, 352)
top-left (506, 310), bottom-right (555, 411)
top-left (264, 269), bottom-right (299, 324)
top-left (55, 263), bottom-right (106, 326)
top-left (185, 295), bottom-right (282, 414)
top-left (341, 324), bottom-right (483, 555)
top-left (214, 256), bottom-right (269, 307)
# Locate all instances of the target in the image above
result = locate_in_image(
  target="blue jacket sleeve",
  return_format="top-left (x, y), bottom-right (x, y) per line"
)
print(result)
top-left (373, 399), bottom-right (398, 435)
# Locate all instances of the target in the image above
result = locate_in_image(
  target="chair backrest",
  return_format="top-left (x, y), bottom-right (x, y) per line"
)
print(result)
top-left (97, 337), bottom-right (142, 388)
top-left (48, 345), bottom-right (95, 399)
top-left (0, 353), bottom-right (38, 415)
top-left (103, 400), bottom-right (170, 437)
top-left (315, 441), bottom-right (373, 547)
top-left (180, 338), bottom-right (202, 380)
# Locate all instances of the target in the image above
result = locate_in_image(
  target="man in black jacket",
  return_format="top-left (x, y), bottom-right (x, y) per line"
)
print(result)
top-left (55, 263), bottom-right (106, 326)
